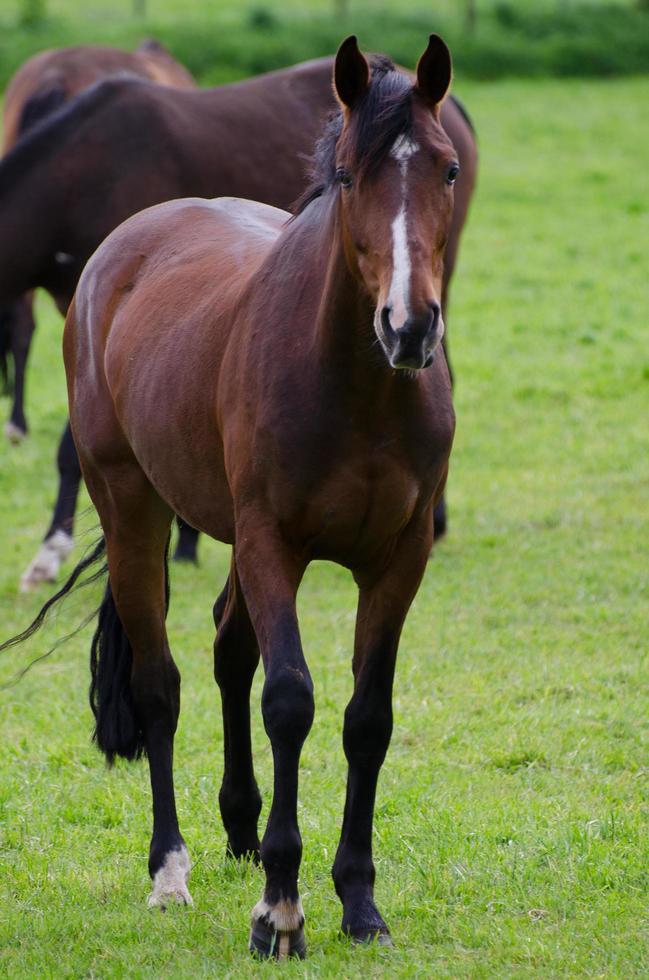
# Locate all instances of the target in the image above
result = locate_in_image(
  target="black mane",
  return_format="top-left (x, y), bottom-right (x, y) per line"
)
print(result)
top-left (0, 74), bottom-right (146, 195)
top-left (293, 56), bottom-right (414, 216)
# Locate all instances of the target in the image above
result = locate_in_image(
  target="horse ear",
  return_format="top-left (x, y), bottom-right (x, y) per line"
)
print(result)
top-left (334, 35), bottom-right (370, 110)
top-left (416, 34), bottom-right (452, 111)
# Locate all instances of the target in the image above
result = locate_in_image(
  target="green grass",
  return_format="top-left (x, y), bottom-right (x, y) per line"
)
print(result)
top-left (1, 74), bottom-right (649, 976)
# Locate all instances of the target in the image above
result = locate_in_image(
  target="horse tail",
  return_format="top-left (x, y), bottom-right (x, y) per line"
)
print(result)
top-left (0, 534), bottom-right (170, 766)
top-left (17, 82), bottom-right (69, 137)
top-left (90, 536), bottom-right (171, 766)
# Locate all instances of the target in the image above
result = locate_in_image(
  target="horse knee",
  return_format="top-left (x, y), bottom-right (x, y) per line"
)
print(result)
top-left (261, 668), bottom-right (314, 748)
top-left (343, 697), bottom-right (392, 769)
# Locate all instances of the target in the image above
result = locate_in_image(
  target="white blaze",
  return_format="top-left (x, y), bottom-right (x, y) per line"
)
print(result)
top-left (387, 206), bottom-right (410, 330)
top-left (386, 136), bottom-right (419, 331)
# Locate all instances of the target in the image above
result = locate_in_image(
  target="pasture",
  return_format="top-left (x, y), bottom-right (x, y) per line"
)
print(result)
top-left (1, 71), bottom-right (648, 977)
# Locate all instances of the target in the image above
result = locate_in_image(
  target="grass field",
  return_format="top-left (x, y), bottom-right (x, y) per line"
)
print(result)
top-left (1, 72), bottom-right (649, 977)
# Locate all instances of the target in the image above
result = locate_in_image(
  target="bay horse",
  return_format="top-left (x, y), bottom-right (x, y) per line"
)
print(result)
top-left (0, 52), bottom-right (476, 589)
top-left (57, 34), bottom-right (457, 957)
top-left (1, 40), bottom-right (194, 446)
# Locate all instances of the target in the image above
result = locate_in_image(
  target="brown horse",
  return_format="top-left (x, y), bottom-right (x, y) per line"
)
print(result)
top-left (59, 35), bottom-right (457, 957)
top-left (1, 40), bottom-right (194, 445)
top-left (0, 51), bottom-right (476, 589)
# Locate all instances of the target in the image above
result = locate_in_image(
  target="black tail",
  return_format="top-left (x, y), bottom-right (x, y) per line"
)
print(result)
top-left (0, 534), bottom-right (170, 767)
top-left (90, 538), bottom-right (171, 766)
top-left (0, 538), bottom-right (107, 659)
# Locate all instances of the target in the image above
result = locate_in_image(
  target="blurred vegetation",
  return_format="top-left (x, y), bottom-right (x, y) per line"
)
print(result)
top-left (0, 1), bottom-right (648, 88)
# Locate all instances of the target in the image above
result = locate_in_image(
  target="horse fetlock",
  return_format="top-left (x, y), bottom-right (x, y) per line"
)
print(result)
top-left (250, 896), bottom-right (306, 960)
top-left (20, 529), bottom-right (74, 591)
top-left (219, 781), bottom-right (262, 858)
top-left (5, 419), bottom-right (27, 444)
top-left (147, 844), bottom-right (192, 909)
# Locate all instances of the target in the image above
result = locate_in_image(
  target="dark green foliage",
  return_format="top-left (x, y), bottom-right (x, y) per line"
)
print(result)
top-left (0, 4), bottom-right (648, 88)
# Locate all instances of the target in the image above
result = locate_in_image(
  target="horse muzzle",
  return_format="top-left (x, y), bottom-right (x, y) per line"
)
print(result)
top-left (378, 302), bottom-right (444, 371)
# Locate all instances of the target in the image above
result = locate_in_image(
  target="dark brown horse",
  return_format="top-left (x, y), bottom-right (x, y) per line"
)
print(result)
top-left (0, 52), bottom-right (476, 588)
top-left (1, 40), bottom-right (194, 445)
top-left (57, 34), bottom-right (456, 957)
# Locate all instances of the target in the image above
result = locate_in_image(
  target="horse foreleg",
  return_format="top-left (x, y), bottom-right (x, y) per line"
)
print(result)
top-left (213, 560), bottom-right (262, 861)
top-left (333, 516), bottom-right (433, 944)
top-left (235, 515), bottom-right (311, 959)
top-left (5, 295), bottom-right (35, 444)
top-left (20, 420), bottom-right (79, 591)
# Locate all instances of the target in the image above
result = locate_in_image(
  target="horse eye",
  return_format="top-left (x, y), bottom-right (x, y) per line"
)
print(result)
top-left (336, 168), bottom-right (353, 189)
top-left (446, 163), bottom-right (460, 185)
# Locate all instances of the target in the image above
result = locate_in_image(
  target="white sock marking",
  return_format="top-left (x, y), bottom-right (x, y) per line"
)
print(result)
top-left (147, 844), bottom-right (193, 908)
top-left (20, 530), bottom-right (74, 592)
top-left (251, 895), bottom-right (304, 932)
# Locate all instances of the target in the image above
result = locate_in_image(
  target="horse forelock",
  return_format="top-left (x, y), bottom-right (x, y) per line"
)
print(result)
top-left (292, 56), bottom-right (414, 217)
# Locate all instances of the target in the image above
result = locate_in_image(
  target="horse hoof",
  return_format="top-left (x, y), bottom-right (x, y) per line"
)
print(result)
top-left (225, 842), bottom-right (260, 864)
top-left (171, 548), bottom-right (198, 565)
top-left (147, 886), bottom-right (193, 909)
top-left (5, 420), bottom-right (26, 444)
top-left (147, 845), bottom-right (193, 909)
top-left (349, 928), bottom-right (393, 947)
top-left (249, 919), bottom-right (306, 960)
top-left (20, 530), bottom-right (74, 591)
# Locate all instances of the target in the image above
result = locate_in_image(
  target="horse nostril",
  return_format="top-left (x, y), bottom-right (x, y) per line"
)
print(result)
top-left (380, 305), bottom-right (396, 341)
top-left (427, 301), bottom-right (441, 332)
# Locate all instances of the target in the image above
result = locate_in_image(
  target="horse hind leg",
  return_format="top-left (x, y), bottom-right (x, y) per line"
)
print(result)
top-left (84, 457), bottom-right (192, 908)
top-left (213, 560), bottom-right (262, 862)
top-left (4, 294), bottom-right (35, 443)
top-left (20, 421), bottom-right (79, 591)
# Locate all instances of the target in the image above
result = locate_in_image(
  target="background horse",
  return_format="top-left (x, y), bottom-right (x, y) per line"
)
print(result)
top-left (0, 40), bottom-right (194, 445)
top-left (55, 32), bottom-right (457, 959)
top-left (0, 53), bottom-right (476, 589)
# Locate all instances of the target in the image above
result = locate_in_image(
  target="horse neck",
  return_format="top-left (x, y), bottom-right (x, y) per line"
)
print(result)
top-left (0, 159), bottom-right (60, 304)
top-left (298, 193), bottom-right (398, 401)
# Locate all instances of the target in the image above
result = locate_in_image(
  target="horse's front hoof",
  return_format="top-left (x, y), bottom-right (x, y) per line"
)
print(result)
top-left (171, 547), bottom-right (198, 565)
top-left (348, 927), bottom-right (393, 947)
top-left (5, 420), bottom-right (27, 444)
top-left (249, 918), bottom-right (306, 960)
top-left (147, 845), bottom-right (193, 909)
top-left (225, 841), bottom-right (260, 865)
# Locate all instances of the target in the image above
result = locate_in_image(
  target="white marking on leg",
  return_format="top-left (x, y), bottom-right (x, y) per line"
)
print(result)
top-left (252, 895), bottom-right (304, 932)
top-left (20, 530), bottom-right (74, 592)
top-left (4, 420), bottom-right (26, 445)
top-left (147, 844), bottom-right (193, 908)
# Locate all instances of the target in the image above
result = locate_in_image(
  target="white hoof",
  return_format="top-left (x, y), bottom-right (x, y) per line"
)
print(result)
top-left (20, 530), bottom-right (74, 592)
top-left (147, 846), bottom-right (193, 909)
top-left (5, 420), bottom-right (26, 444)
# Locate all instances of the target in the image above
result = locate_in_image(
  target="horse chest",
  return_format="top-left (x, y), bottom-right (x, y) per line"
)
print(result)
top-left (270, 440), bottom-right (427, 561)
